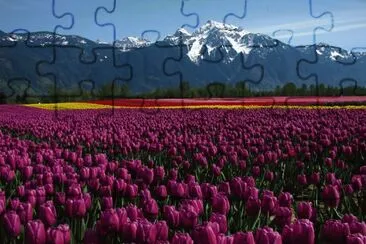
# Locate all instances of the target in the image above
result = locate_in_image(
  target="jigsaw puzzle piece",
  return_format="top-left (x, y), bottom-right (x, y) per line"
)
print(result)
top-left (36, 45), bottom-right (132, 110)
top-left (95, 0), bottom-right (198, 45)
top-left (0, 30), bottom-right (59, 103)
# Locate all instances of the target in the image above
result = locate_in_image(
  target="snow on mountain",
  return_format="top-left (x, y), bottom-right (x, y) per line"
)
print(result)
top-left (115, 37), bottom-right (151, 50)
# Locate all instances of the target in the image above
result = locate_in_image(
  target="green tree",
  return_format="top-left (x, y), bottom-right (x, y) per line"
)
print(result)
top-left (282, 82), bottom-right (297, 96)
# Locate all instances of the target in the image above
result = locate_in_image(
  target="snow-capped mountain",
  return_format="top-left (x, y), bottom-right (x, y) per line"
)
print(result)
top-left (114, 37), bottom-right (151, 51)
top-left (0, 21), bottom-right (365, 96)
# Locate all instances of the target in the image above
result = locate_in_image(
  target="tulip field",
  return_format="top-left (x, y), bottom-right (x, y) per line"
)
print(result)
top-left (0, 101), bottom-right (365, 244)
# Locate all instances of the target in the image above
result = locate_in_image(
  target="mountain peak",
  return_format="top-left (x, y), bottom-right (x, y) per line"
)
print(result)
top-left (198, 20), bottom-right (245, 32)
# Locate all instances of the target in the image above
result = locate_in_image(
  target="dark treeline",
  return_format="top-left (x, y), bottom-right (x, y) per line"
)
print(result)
top-left (1, 81), bottom-right (366, 104)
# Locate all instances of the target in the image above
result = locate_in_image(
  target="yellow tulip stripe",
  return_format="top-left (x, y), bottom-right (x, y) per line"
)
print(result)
top-left (24, 103), bottom-right (114, 110)
top-left (25, 103), bottom-right (366, 110)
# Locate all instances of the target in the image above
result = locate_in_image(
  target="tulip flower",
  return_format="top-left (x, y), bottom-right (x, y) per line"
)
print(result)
top-left (192, 224), bottom-right (218, 244)
top-left (155, 185), bottom-right (168, 200)
top-left (125, 184), bottom-right (138, 198)
top-left (346, 233), bottom-right (366, 244)
top-left (255, 227), bottom-right (282, 244)
top-left (210, 213), bottom-right (228, 233)
top-left (39, 201), bottom-right (57, 226)
top-left (155, 221), bottom-right (169, 241)
top-left (143, 198), bottom-right (159, 218)
top-left (3, 210), bottom-right (21, 238)
top-left (99, 209), bottom-right (120, 233)
top-left (136, 220), bottom-right (158, 244)
top-left (282, 219), bottom-right (315, 244)
top-left (232, 231), bottom-right (255, 244)
top-left (321, 220), bottom-right (350, 244)
top-left (171, 232), bottom-right (194, 244)
top-left (322, 185), bottom-right (341, 208)
top-left (46, 224), bottom-right (71, 244)
top-left (217, 234), bottom-right (234, 244)
top-left (65, 198), bottom-right (87, 218)
top-left (25, 220), bottom-right (46, 244)
top-left (274, 207), bottom-right (292, 228)
top-left (278, 192), bottom-right (293, 208)
top-left (261, 194), bottom-right (278, 215)
top-left (17, 202), bottom-right (33, 224)
top-left (246, 197), bottom-right (261, 217)
top-left (126, 204), bottom-right (143, 221)
top-left (163, 205), bottom-right (180, 228)
top-left (297, 202), bottom-right (313, 219)
top-left (101, 196), bottom-right (113, 210)
top-left (212, 193), bottom-right (230, 215)
top-left (188, 182), bottom-right (203, 199)
top-left (342, 214), bottom-right (359, 224)
top-left (179, 205), bottom-right (198, 229)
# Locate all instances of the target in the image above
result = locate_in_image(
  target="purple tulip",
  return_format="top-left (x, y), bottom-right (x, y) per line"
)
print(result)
top-left (121, 220), bottom-right (138, 242)
top-left (321, 220), bottom-right (350, 244)
top-left (170, 181), bottom-right (188, 198)
top-left (154, 166), bottom-right (165, 182)
top-left (143, 198), bottom-right (159, 218)
top-left (282, 219), bottom-right (315, 244)
top-left (124, 204), bottom-right (142, 221)
top-left (212, 193), bottom-right (230, 215)
top-left (99, 209), bottom-right (120, 233)
top-left (322, 185), bottom-right (341, 207)
top-left (65, 198), bottom-right (87, 218)
top-left (255, 227), bottom-right (282, 244)
top-left (352, 175), bottom-right (363, 192)
top-left (349, 221), bottom-right (366, 235)
top-left (163, 205), bottom-right (180, 228)
top-left (246, 196), bottom-right (261, 217)
top-left (46, 224), bottom-right (71, 244)
top-left (210, 213), bottom-right (228, 233)
top-left (188, 182), bottom-right (203, 199)
top-left (171, 232), bottom-right (194, 244)
top-left (9, 198), bottom-right (20, 210)
top-left (232, 231), bottom-right (255, 244)
top-left (55, 192), bottom-right (66, 205)
top-left (39, 201), bottom-right (57, 226)
top-left (125, 184), bottom-right (138, 198)
top-left (192, 224), bottom-right (218, 244)
top-left (278, 192), bottom-right (293, 207)
top-left (309, 172), bottom-right (320, 185)
top-left (25, 220), bottom-right (46, 244)
top-left (217, 234), bottom-right (234, 244)
top-left (155, 220), bottom-right (169, 241)
top-left (17, 202), bottom-right (33, 224)
top-left (297, 201), bottom-right (313, 219)
top-left (261, 194), bottom-right (278, 215)
top-left (274, 207), bottom-right (292, 228)
top-left (155, 185), bottom-right (168, 200)
top-left (140, 167), bottom-right (154, 185)
top-left (342, 214), bottom-right (359, 224)
top-left (3, 210), bottom-right (21, 237)
top-left (136, 220), bottom-right (158, 244)
top-left (113, 179), bottom-right (126, 195)
top-left (346, 233), bottom-right (366, 244)
top-left (101, 196), bottom-right (113, 210)
top-left (297, 174), bottom-right (308, 185)
top-left (264, 171), bottom-right (274, 182)
top-left (26, 189), bottom-right (37, 207)
top-left (0, 198), bottom-right (5, 215)
top-left (218, 182), bottom-right (231, 195)
top-left (179, 205), bottom-right (198, 229)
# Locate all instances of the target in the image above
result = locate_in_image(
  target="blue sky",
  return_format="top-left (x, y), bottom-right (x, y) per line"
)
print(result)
top-left (0, 0), bottom-right (365, 50)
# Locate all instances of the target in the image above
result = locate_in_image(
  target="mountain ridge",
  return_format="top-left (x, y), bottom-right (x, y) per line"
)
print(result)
top-left (0, 20), bottom-right (365, 97)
